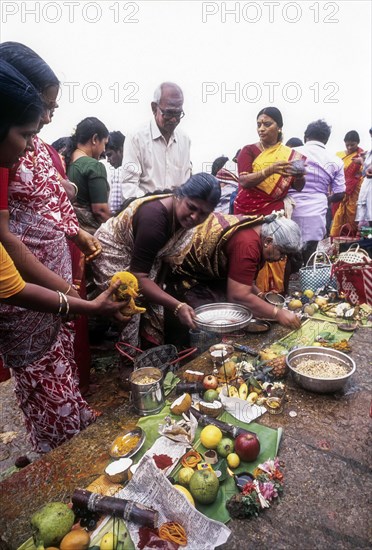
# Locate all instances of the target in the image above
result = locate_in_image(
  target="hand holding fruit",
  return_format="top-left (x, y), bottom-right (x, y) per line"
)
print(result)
top-left (276, 308), bottom-right (301, 329)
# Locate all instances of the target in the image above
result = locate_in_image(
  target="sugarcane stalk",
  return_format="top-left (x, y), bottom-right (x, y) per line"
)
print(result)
top-left (72, 489), bottom-right (158, 528)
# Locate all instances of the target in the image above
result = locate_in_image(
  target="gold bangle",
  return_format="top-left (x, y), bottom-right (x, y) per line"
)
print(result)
top-left (272, 306), bottom-right (279, 319)
top-left (56, 290), bottom-right (63, 315)
top-left (65, 284), bottom-right (72, 295)
top-left (174, 302), bottom-right (186, 317)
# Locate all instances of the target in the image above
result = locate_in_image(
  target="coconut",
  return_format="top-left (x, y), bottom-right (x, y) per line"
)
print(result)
top-left (105, 457), bottom-right (133, 483)
top-left (183, 370), bottom-right (205, 382)
top-left (170, 393), bottom-right (192, 415)
top-left (199, 400), bottom-right (223, 418)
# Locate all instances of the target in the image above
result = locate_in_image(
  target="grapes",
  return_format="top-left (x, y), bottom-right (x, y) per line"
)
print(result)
top-left (73, 505), bottom-right (100, 529)
top-left (87, 518), bottom-right (98, 530)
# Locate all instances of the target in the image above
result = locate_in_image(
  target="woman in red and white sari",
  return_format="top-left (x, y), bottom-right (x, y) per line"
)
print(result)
top-left (0, 43), bottom-right (100, 452)
top-left (0, 131), bottom-right (99, 452)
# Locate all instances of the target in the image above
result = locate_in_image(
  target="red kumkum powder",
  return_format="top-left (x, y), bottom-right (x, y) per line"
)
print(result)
top-left (138, 526), bottom-right (178, 550)
top-left (153, 453), bottom-right (173, 469)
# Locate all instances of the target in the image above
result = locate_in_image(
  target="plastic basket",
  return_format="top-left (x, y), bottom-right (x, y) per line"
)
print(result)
top-left (332, 262), bottom-right (372, 305)
top-left (336, 244), bottom-right (371, 265)
top-left (299, 252), bottom-right (334, 292)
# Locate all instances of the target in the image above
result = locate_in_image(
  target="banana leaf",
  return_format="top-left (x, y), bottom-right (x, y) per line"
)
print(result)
top-left (278, 319), bottom-right (353, 350)
top-left (137, 404), bottom-right (281, 524)
top-left (18, 405), bottom-right (281, 549)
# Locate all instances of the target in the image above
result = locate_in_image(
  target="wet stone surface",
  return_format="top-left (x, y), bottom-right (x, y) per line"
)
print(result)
top-left (0, 324), bottom-right (371, 549)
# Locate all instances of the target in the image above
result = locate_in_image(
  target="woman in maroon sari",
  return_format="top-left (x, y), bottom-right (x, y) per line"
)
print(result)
top-left (234, 107), bottom-right (306, 292)
top-left (234, 107), bottom-right (306, 216)
top-left (330, 130), bottom-right (364, 237)
top-left (45, 142), bottom-right (94, 392)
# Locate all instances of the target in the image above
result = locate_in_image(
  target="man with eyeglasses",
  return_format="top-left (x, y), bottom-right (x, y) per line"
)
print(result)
top-left (121, 82), bottom-right (191, 198)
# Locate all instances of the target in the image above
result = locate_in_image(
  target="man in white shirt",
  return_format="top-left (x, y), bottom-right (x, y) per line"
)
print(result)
top-left (104, 131), bottom-right (125, 215)
top-left (121, 82), bottom-right (191, 198)
top-left (288, 119), bottom-right (345, 263)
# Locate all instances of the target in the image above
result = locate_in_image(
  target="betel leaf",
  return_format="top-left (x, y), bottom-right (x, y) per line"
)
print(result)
top-left (318, 331), bottom-right (336, 341)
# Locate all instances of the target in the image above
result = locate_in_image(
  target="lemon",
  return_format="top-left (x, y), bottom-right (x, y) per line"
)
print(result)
top-left (288, 299), bottom-right (302, 311)
top-left (227, 453), bottom-right (240, 469)
top-left (173, 484), bottom-right (195, 506)
top-left (303, 289), bottom-right (314, 299)
top-left (100, 533), bottom-right (118, 550)
top-left (200, 425), bottom-right (223, 449)
top-left (178, 467), bottom-right (194, 486)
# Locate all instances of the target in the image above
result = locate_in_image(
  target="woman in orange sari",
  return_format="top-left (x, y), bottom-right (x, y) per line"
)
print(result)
top-left (234, 107), bottom-right (306, 292)
top-left (330, 131), bottom-right (364, 237)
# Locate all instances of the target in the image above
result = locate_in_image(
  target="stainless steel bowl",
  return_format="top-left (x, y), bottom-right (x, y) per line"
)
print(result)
top-left (286, 347), bottom-right (356, 393)
top-left (194, 303), bottom-right (252, 334)
top-left (264, 292), bottom-right (285, 308)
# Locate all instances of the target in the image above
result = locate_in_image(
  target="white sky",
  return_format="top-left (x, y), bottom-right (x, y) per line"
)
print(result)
top-left (0, 0), bottom-right (371, 171)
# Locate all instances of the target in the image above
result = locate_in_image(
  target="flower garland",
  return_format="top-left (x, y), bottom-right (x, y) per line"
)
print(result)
top-left (226, 458), bottom-right (284, 519)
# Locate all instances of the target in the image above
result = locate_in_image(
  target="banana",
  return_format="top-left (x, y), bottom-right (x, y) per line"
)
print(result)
top-left (247, 391), bottom-right (259, 404)
top-left (238, 383), bottom-right (248, 400)
top-left (228, 385), bottom-right (239, 398)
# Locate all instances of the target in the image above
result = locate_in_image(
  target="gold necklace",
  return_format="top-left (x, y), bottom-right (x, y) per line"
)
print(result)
top-left (260, 141), bottom-right (270, 151)
top-left (76, 147), bottom-right (88, 156)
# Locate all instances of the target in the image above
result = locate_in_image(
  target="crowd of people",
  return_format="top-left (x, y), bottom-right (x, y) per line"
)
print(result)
top-left (0, 41), bottom-right (371, 457)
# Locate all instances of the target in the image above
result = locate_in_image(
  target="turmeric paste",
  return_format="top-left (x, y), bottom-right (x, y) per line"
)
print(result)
top-left (110, 271), bottom-right (146, 316)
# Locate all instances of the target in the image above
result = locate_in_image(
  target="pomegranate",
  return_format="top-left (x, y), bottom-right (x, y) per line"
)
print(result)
top-left (234, 433), bottom-right (260, 462)
top-left (203, 374), bottom-right (218, 390)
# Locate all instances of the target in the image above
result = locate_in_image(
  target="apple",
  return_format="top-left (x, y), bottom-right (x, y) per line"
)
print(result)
top-left (203, 374), bottom-right (218, 390)
top-left (234, 433), bottom-right (260, 462)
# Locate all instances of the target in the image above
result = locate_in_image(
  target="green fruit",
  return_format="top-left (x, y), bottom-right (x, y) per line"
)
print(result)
top-left (216, 437), bottom-right (234, 458)
top-left (178, 467), bottom-right (194, 486)
top-left (189, 469), bottom-right (219, 504)
top-left (304, 304), bottom-right (316, 316)
top-left (31, 502), bottom-right (75, 549)
top-left (203, 389), bottom-right (219, 403)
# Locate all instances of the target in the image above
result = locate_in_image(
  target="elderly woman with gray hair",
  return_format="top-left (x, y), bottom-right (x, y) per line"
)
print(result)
top-left (167, 211), bottom-right (302, 329)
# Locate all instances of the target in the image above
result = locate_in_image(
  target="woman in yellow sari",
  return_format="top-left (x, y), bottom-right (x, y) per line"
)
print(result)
top-left (234, 107), bottom-right (306, 292)
top-left (330, 131), bottom-right (364, 237)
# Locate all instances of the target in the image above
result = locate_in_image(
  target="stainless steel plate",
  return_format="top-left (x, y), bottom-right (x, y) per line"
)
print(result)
top-left (109, 427), bottom-right (146, 459)
top-left (194, 303), bottom-right (252, 334)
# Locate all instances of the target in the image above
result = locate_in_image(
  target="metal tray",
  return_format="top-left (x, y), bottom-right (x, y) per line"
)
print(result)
top-left (109, 427), bottom-right (146, 459)
top-left (194, 303), bottom-right (252, 334)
